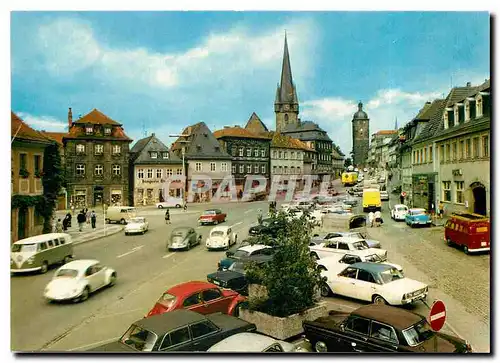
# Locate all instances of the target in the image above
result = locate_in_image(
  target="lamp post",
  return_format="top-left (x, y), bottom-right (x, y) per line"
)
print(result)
top-left (169, 134), bottom-right (190, 208)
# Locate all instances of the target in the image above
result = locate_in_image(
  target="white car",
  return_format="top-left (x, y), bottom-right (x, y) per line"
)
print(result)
top-left (380, 190), bottom-right (389, 201)
top-left (317, 253), bottom-right (403, 273)
top-left (206, 226), bottom-right (237, 251)
top-left (124, 217), bottom-right (149, 235)
top-left (309, 236), bottom-right (387, 261)
top-left (391, 204), bottom-right (409, 221)
top-left (156, 198), bottom-right (183, 209)
top-left (320, 262), bottom-right (428, 306)
top-left (208, 332), bottom-right (306, 352)
top-left (44, 260), bottom-right (116, 303)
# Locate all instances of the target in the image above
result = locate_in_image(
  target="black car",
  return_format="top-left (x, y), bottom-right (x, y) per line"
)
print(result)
top-left (89, 309), bottom-right (256, 352)
top-left (248, 218), bottom-right (286, 237)
top-left (303, 305), bottom-right (472, 353)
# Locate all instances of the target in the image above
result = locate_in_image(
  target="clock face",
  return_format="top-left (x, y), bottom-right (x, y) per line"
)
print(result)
top-left (284, 104), bottom-right (290, 111)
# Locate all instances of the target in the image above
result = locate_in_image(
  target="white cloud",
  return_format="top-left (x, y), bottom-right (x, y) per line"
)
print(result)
top-left (17, 112), bottom-right (67, 131)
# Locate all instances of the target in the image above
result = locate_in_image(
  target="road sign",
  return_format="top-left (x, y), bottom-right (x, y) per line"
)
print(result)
top-left (401, 191), bottom-right (407, 197)
top-left (428, 300), bottom-right (446, 332)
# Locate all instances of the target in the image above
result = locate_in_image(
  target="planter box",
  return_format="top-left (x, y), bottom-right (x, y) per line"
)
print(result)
top-left (239, 302), bottom-right (327, 341)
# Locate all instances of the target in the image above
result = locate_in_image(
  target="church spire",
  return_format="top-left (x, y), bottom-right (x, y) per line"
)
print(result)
top-left (279, 32), bottom-right (296, 104)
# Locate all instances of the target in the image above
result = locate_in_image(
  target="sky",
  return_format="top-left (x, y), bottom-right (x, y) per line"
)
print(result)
top-left (10, 11), bottom-right (490, 156)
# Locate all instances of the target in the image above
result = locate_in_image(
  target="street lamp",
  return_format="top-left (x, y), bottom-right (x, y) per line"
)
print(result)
top-left (169, 134), bottom-right (190, 208)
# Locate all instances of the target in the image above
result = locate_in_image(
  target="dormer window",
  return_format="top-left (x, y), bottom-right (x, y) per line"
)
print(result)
top-left (151, 152), bottom-right (158, 159)
top-left (104, 127), bottom-right (112, 135)
top-left (86, 126), bottom-right (93, 135)
top-left (443, 112), bottom-right (449, 129)
top-left (162, 152), bottom-right (169, 159)
top-left (476, 96), bottom-right (483, 117)
top-left (454, 106), bottom-right (459, 126)
top-left (465, 101), bottom-right (470, 122)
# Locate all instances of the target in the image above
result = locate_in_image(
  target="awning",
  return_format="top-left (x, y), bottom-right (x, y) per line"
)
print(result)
top-left (170, 182), bottom-right (184, 189)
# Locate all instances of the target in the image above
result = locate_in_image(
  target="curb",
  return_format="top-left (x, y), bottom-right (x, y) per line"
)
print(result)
top-left (72, 226), bottom-right (124, 246)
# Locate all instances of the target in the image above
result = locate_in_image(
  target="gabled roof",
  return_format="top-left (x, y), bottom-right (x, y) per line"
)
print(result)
top-left (269, 132), bottom-right (314, 151)
top-left (130, 135), bottom-right (154, 153)
top-left (131, 134), bottom-right (182, 164)
top-left (74, 108), bottom-right (122, 126)
top-left (281, 121), bottom-right (332, 142)
top-left (244, 112), bottom-right (269, 133)
top-left (213, 126), bottom-right (272, 140)
top-left (11, 112), bottom-right (53, 144)
top-left (40, 131), bottom-right (67, 146)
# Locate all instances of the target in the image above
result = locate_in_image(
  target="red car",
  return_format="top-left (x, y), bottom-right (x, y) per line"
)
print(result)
top-left (146, 281), bottom-right (246, 318)
top-left (199, 209), bottom-right (226, 225)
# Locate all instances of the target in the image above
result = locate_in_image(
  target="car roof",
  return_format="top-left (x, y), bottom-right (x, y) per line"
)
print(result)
top-left (13, 233), bottom-right (71, 245)
top-left (167, 281), bottom-right (218, 297)
top-left (61, 259), bottom-right (100, 270)
top-left (135, 309), bottom-right (206, 334)
top-left (238, 244), bottom-right (270, 253)
top-left (208, 333), bottom-right (278, 351)
top-left (328, 236), bottom-right (365, 243)
top-left (350, 262), bottom-right (393, 273)
top-left (352, 305), bottom-right (422, 330)
top-left (410, 208), bottom-right (426, 212)
top-left (172, 226), bottom-right (192, 233)
top-left (203, 209), bottom-right (220, 213)
top-left (393, 204), bottom-right (408, 208)
top-left (211, 226), bottom-right (230, 232)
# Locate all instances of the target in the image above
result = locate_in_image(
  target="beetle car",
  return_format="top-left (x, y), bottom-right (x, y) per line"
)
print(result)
top-left (199, 209), bottom-right (226, 225)
top-left (248, 218), bottom-right (286, 237)
top-left (208, 332), bottom-right (305, 352)
top-left (320, 262), bottom-right (428, 305)
top-left (303, 304), bottom-right (472, 353)
top-left (156, 197), bottom-right (183, 209)
top-left (146, 281), bottom-right (246, 318)
top-left (391, 204), bottom-right (409, 221)
top-left (168, 227), bottom-right (201, 251)
top-left (218, 244), bottom-right (274, 271)
top-left (90, 309), bottom-right (256, 352)
top-left (44, 259), bottom-right (116, 303)
top-left (124, 217), bottom-right (149, 235)
top-left (311, 231), bottom-right (381, 249)
top-left (309, 237), bottom-right (387, 261)
top-left (206, 226), bottom-right (237, 251)
top-left (405, 208), bottom-right (432, 227)
top-left (317, 253), bottom-right (403, 274)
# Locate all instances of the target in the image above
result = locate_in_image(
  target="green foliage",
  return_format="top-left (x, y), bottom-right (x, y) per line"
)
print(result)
top-left (19, 169), bottom-right (30, 178)
top-left (41, 143), bottom-right (64, 233)
top-left (245, 209), bottom-right (324, 317)
top-left (344, 158), bottom-right (352, 168)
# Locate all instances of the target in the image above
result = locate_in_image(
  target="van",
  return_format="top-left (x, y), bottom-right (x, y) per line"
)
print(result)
top-left (106, 206), bottom-right (137, 224)
top-left (444, 212), bottom-right (490, 255)
top-left (341, 172), bottom-right (358, 187)
top-left (11, 233), bottom-right (73, 274)
top-left (362, 188), bottom-right (381, 212)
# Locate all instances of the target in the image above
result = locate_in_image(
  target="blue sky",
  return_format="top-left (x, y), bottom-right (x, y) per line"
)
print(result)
top-left (11, 11), bottom-right (490, 155)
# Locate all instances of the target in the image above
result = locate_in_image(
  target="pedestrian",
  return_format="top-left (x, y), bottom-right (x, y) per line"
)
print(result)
top-left (368, 211), bottom-right (375, 228)
top-left (374, 210), bottom-right (382, 227)
top-left (183, 201), bottom-right (187, 212)
top-left (165, 209), bottom-right (171, 224)
top-left (62, 217), bottom-right (69, 231)
top-left (438, 201), bottom-right (444, 219)
top-left (400, 194), bottom-right (405, 205)
top-left (257, 209), bottom-right (263, 225)
top-left (86, 208), bottom-right (91, 225)
top-left (77, 210), bottom-right (86, 232)
top-left (90, 210), bottom-right (97, 229)
top-left (55, 218), bottom-right (63, 233)
top-left (66, 212), bottom-right (72, 228)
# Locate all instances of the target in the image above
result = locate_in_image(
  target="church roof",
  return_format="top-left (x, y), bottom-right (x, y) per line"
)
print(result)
top-left (244, 112), bottom-right (269, 134)
top-left (281, 121), bottom-right (332, 142)
top-left (353, 102), bottom-right (369, 120)
top-left (275, 34), bottom-right (298, 105)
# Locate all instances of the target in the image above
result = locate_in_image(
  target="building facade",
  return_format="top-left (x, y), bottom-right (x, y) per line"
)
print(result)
top-left (351, 102), bottom-right (370, 168)
top-left (269, 132), bottom-right (311, 178)
top-left (129, 133), bottom-right (184, 206)
top-left (11, 112), bottom-right (53, 242)
top-left (331, 145), bottom-right (345, 179)
top-left (63, 108), bottom-right (132, 208)
top-left (40, 130), bottom-right (68, 210)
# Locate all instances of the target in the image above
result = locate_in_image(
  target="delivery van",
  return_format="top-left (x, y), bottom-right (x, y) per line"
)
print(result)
top-left (105, 206), bottom-right (137, 224)
top-left (362, 188), bottom-right (382, 212)
top-left (341, 172), bottom-right (358, 187)
top-left (445, 212), bottom-right (490, 254)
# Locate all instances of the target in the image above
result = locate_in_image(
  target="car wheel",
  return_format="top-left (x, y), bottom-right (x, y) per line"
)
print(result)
top-left (120, 218), bottom-right (126, 225)
top-left (175, 204), bottom-right (181, 208)
top-left (464, 245), bottom-right (469, 255)
top-left (320, 283), bottom-right (331, 297)
top-left (63, 256), bottom-right (72, 264)
top-left (158, 205), bottom-right (163, 209)
top-left (314, 340), bottom-right (328, 353)
top-left (108, 273), bottom-right (117, 287)
top-left (105, 218), bottom-right (110, 224)
top-left (372, 294), bottom-right (388, 305)
top-left (125, 232), bottom-right (128, 236)
top-left (446, 238), bottom-right (454, 246)
top-left (310, 252), bottom-right (319, 261)
top-left (214, 220), bottom-right (218, 225)
top-left (80, 287), bottom-right (90, 302)
top-left (40, 261), bottom-right (49, 274)
top-left (232, 302), bottom-right (244, 317)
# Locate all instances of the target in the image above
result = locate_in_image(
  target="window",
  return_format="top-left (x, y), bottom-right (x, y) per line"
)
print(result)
top-left (346, 317), bottom-right (370, 335)
top-left (151, 152), bottom-right (158, 159)
top-left (221, 162), bottom-right (227, 172)
top-left (40, 242), bottom-right (47, 251)
top-left (455, 181), bottom-right (464, 204)
top-left (443, 112), bottom-right (449, 129)
top-left (459, 140), bottom-right (464, 159)
top-left (95, 144), bottom-right (104, 155)
top-left (413, 151), bottom-right (416, 164)
top-left (137, 169), bottom-right (144, 179)
top-left (210, 162), bottom-right (216, 172)
top-left (76, 144), bottom-right (85, 154)
top-left (112, 145), bottom-right (121, 154)
top-left (473, 137), bottom-right (480, 158)
top-left (357, 270), bottom-right (376, 283)
top-left (247, 164), bottom-right (252, 174)
top-left (442, 181), bottom-right (451, 202)
top-left (190, 321), bottom-right (217, 339)
top-left (183, 293), bottom-right (201, 307)
top-left (156, 169), bottom-right (162, 178)
top-left (231, 146), bottom-right (237, 156)
top-left (239, 147), bottom-right (244, 157)
top-left (429, 146), bottom-right (433, 162)
top-left (261, 165), bottom-right (266, 174)
top-left (452, 143), bottom-right (457, 161)
top-left (147, 169), bottom-right (153, 179)
top-left (261, 149), bottom-right (266, 157)
top-left (232, 164), bottom-right (236, 173)
top-left (239, 165), bottom-right (244, 173)
top-left (86, 126), bottom-right (93, 135)
top-left (264, 345), bottom-right (284, 352)
top-left (465, 102), bottom-right (470, 122)
top-left (284, 152), bottom-right (288, 159)
top-left (174, 168), bottom-right (181, 175)
top-left (476, 97), bottom-right (483, 117)
top-left (113, 165), bottom-right (121, 176)
top-left (279, 151), bottom-right (282, 159)
top-left (338, 242), bottom-right (349, 250)
top-left (254, 148), bottom-right (259, 157)
top-left (371, 322), bottom-right (398, 343)
top-left (254, 165), bottom-right (259, 173)
top-left (162, 152), bottom-right (169, 159)
top-left (34, 155), bottom-right (41, 174)
top-left (247, 148), bottom-right (252, 157)
top-left (195, 163), bottom-right (202, 172)
top-left (445, 144), bottom-right (450, 162)
top-left (284, 166), bottom-right (288, 174)
top-left (296, 167), bottom-right (300, 174)
top-left (104, 127), bottom-right (111, 135)
top-left (160, 327), bottom-right (190, 350)
top-left (94, 164), bottom-right (103, 176)
top-left (202, 289), bottom-right (221, 302)
top-left (482, 135), bottom-right (489, 157)
top-left (273, 150), bottom-right (277, 158)
top-left (439, 145), bottom-right (444, 163)
top-left (423, 148), bottom-right (427, 163)
top-left (291, 151), bottom-right (295, 159)
top-left (166, 169), bottom-right (173, 177)
top-left (465, 139), bottom-right (471, 159)
top-left (339, 267), bottom-right (357, 279)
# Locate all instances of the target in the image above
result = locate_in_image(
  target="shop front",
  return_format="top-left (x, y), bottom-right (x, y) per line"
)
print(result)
top-left (411, 173), bottom-right (437, 212)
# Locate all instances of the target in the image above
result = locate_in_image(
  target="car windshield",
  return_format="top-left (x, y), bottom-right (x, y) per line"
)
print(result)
top-left (204, 210), bottom-right (216, 215)
top-left (365, 254), bottom-right (382, 263)
top-left (402, 319), bottom-right (435, 347)
top-left (376, 268), bottom-right (405, 284)
top-left (233, 250), bottom-right (250, 258)
top-left (352, 241), bottom-right (369, 250)
top-left (211, 231), bottom-right (225, 237)
top-left (55, 269), bottom-right (79, 278)
top-left (120, 325), bottom-right (157, 352)
top-left (129, 218), bottom-right (145, 223)
top-left (397, 207), bottom-right (407, 211)
top-left (229, 262), bottom-right (245, 273)
top-left (412, 210), bottom-right (426, 215)
top-left (172, 230), bottom-right (186, 237)
top-left (11, 243), bottom-right (38, 253)
top-left (159, 293), bottom-right (176, 308)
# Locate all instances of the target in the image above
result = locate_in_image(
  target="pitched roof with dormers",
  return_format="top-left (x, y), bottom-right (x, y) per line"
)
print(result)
top-left (73, 108), bottom-right (122, 126)
top-left (244, 112), bottom-right (269, 134)
top-left (131, 133), bottom-right (182, 165)
top-left (213, 126), bottom-right (272, 140)
top-left (269, 132), bottom-right (314, 151)
top-left (11, 112), bottom-right (53, 144)
top-left (63, 109), bottom-right (132, 142)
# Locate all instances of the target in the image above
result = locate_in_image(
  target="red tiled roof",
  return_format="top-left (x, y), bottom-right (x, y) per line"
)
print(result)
top-left (375, 130), bottom-right (398, 135)
top-left (74, 108), bottom-right (122, 125)
top-left (40, 131), bottom-right (67, 146)
top-left (11, 112), bottom-right (52, 143)
top-left (213, 126), bottom-right (272, 140)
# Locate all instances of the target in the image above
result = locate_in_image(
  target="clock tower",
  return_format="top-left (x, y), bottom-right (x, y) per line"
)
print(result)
top-left (352, 102), bottom-right (370, 168)
top-left (275, 33), bottom-right (299, 132)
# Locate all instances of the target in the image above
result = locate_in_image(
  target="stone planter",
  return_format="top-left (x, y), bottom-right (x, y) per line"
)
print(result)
top-left (239, 302), bottom-right (327, 341)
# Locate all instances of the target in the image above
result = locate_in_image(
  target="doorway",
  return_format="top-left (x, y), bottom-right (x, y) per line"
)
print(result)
top-left (472, 183), bottom-right (487, 216)
top-left (18, 207), bottom-right (27, 240)
top-left (94, 186), bottom-right (104, 207)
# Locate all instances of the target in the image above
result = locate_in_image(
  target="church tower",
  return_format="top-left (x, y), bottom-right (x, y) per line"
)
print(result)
top-left (352, 102), bottom-right (370, 168)
top-left (275, 33), bottom-right (299, 132)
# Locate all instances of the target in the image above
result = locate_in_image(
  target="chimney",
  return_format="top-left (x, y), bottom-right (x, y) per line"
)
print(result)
top-left (466, 82), bottom-right (471, 87)
top-left (68, 107), bottom-right (73, 131)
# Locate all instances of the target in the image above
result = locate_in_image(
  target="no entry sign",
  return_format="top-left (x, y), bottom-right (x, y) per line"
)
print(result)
top-left (428, 300), bottom-right (446, 332)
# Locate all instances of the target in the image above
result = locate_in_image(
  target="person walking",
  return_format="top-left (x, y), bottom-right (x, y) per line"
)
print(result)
top-left (55, 218), bottom-right (63, 233)
top-left (438, 201), bottom-right (445, 219)
top-left (90, 210), bottom-right (97, 229)
top-left (86, 208), bottom-right (91, 225)
top-left (374, 210), bottom-right (382, 227)
top-left (257, 209), bottom-right (263, 225)
top-left (165, 209), bottom-right (171, 224)
top-left (368, 211), bottom-right (375, 228)
top-left (183, 200), bottom-right (187, 212)
top-left (400, 193), bottom-right (405, 205)
top-left (77, 210), bottom-right (86, 232)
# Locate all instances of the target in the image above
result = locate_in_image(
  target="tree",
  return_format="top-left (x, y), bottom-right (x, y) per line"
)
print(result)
top-left (245, 209), bottom-right (324, 317)
top-left (41, 143), bottom-right (64, 233)
top-left (344, 158), bottom-right (352, 168)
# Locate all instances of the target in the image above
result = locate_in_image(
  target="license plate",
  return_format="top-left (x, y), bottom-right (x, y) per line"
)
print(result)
top-left (481, 242), bottom-right (487, 247)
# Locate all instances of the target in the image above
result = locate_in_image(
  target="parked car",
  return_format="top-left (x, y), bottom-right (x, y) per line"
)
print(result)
top-left (248, 218), bottom-right (286, 237)
top-left (218, 245), bottom-right (274, 271)
top-left (44, 260), bottom-right (116, 303)
top-left (168, 227), bottom-right (201, 251)
top-left (317, 253), bottom-right (402, 273)
top-left (343, 199), bottom-right (358, 207)
top-left (90, 310), bottom-right (256, 352)
top-left (105, 206), bottom-right (136, 224)
top-left (156, 198), bottom-right (183, 209)
top-left (303, 304), bottom-right (472, 353)
top-left (206, 226), bottom-right (238, 251)
top-left (124, 217), bottom-right (149, 235)
top-left (208, 332), bottom-right (305, 352)
top-left (405, 208), bottom-right (431, 227)
top-left (146, 281), bottom-right (246, 318)
top-left (309, 237), bottom-right (387, 261)
top-left (380, 190), bottom-right (389, 201)
top-left (320, 262), bottom-right (428, 305)
top-left (444, 212), bottom-right (490, 254)
top-left (199, 209), bottom-right (227, 225)
top-left (391, 204), bottom-right (409, 221)
top-left (11, 233), bottom-right (73, 274)
top-left (311, 231), bottom-right (381, 249)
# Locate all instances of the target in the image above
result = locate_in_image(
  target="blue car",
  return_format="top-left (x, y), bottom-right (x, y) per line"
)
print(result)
top-left (405, 208), bottom-right (432, 227)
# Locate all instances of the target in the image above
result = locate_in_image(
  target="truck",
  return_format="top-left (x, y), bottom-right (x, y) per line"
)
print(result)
top-left (341, 172), bottom-right (358, 187)
top-left (362, 188), bottom-right (382, 212)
